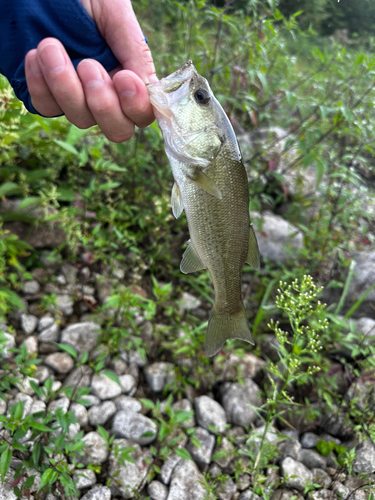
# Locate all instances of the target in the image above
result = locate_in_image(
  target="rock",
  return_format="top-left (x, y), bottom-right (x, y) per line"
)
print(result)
top-left (115, 395), bottom-right (142, 413)
top-left (220, 378), bottom-right (262, 427)
top-left (179, 292), bottom-right (202, 311)
top-left (216, 477), bottom-right (237, 500)
top-left (353, 440), bottom-right (375, 473)
top-left (80, 485), bottom-right (111, 500)
top-left (20, 314), bottom-right (38, 335)
top-left (299, 448), bottom-right (326, 469)
top-left (148, 480), bottom-right (169, 500)
top-left (119, 374), bottom-right (137, 395)
top-left (60, 322), bottom-right (101, 354)
top-left (8, 393), bottom-right (33, 418)
top-left (112, 410), bottom-right (157, 445)
top-left (63, 365), bottom-right (92, 389)
top-left (30, 400), bottom-right (46, 414)
top-left (240, 491), bottom-right (262, 500)
top-left (0, 399), bottom-right (6, 415)
top-left (38, 316), bottom-right (54, 331)
top-left (33, 365), bottom-right (51, 383)
top-left (353, 317), bottom-right (375, 340)
top-left (80, 432), bottom-right (108, 465)
top-left (308, 490), bottom-right (332, 500)
top-left (332, 482), bottom-right (350, 499)
top-left (213, 437), bottom-right (234, 468)
top-left (172, 399), bottom-right (195, 428)
top-left (278, 438), bottom-right (302, 461)
top-left (109, 438), bottom-right (151, 498)
top-left (1, 332), bottom-right (16, 359)
top-left (280, 457), bottom-right (313, 491)
top-left (61, 263), bottom-right (78, 285)
top-left (301, 432), bottom-right (320, 448)
top-left (0, 469), bottom-right (24, 500)
top-left (91, 372), bottom-right (122, 400)
top-left (38, 322), bottom-right (60, 343)
top-left (186, 427), bottom-right (215, 465)
top-left (213, 352), bottom-right (265, 380)
top-left (345, 379), bottom-right (375, 412)
top-left (167, 459), bottom-right (212, 500)
top-left (55, 294), bottom-right (74, 316)
top-left (194, 395), bottom-right (226, 434)
top-left (312, 468), bottom-right (332, 488)
top-left (160, 453), bottom-right (182, 485)
top-left (272, 490), bottom-right (303, 500)
top-left (236, 474), bottom-right (250, 491)
top-left (345, 251), bottom-right (375, 316)
top-left (70, 403), bottom-right (89, 426)
top-left (80, 394), bottom-right (100, 407)
top-left (23, 280), bottom-right (40, 295)
top-left (252, 211), bottom-right (303, 263)
top-left (226, 426), bottom-right (246, 444)
top-left (88, 401), bottom-right (116, 426)
top-left (128, 348), bottom-right (148, 367)
top-left (24, 336), bottom-right (38, 355)
top-left (144, 362), bottom-right (175, 392)
top-left (73, 469), bottom-right (96, 489)
top-left (344, 477), bottom-right (370, 500)
top-left (44, 352), bottom-right (74, 374)
top-left (48, 397), bottom-right (70, 414)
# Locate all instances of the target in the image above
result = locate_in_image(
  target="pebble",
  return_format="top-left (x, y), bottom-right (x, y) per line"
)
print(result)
top-left (24, 336), bottom-right (38, 354)
top-left (301, 432), bottom-right (320, 448)
top-left (0, 399), bottom-right (6, 415)
top-left (2, 333), bottom-right (16, 359)
top-left (80, 432), bottom-right (108, 465)
top-left (272, 490), bottom-right (304, 500)
top-left (179, 291), bottom-right (202, 311)
top-left (38, 322), bottom-right (60, 343)
top-left (80, 394), bottom-right (101, 407)
top-left (119, 373), bottom-right (137, 395)
top-left (186, 427), bottom-right (215, 465)
top-left (9, 393), bottom-right (33, 418)
top-left (213, 437), bottom-right (234, 468)
top-left (214, 352), bottom-right (265, 380)
top-left (60, 321), bottom-right (101, 354)
top-left (332, 482), bottom-right (350, 499)
top-left (278, 437), bottom-right (302, 461)
top-left (33, 365), bottom-right (51, 383)
top-left (144, 362), bottom-right (175, 392)
top-left (160, 453), bottom-right (182, 485)
top-left (108, 438), bottom-right (151, 498)
top-left (114, 395), bottom-right (142, 413)
top-left (20, 314), bottom-right (38, 335)
top-left (73, 469), bottom-right (96, 489)
top-left (38, 316), bottom-right (55, 331)
top-left (91, 372), bottom-right (122, 400)
top-left (148, 480), bottom-right (168, 500)
top-left (63, 365), bottom-right (92, 389)
top-left (112, 410), bottom-right (157, 445)
top-left (80, 485), bottom-right (111, 500)
top-left (239, 491), bottom-right (262, 500)
top-left (167, 459), bottom-right (212, 500)
top-left (280, 457), bottom-right (313, 491)
top-left (312, 468), bottom-right (332, 489)
top-left (48, 397), bottom-right (70, 414)
top-left (70, 403), bottom-right (89, 427)
top-left (88, 401), bottom-right (116, 426)
top-left (299, 448), bottom-right (326, 469)
top-left (194, 395), bottom-right (227, 434)
top-left (220, 378), bottom-right (262, 426)
top-left (61, 263), bottom-right (78, 284)
top-left (172, 399), bottom-right (195, 428)
top-left (308, 490), bottom-right (332, 500)
top-left (353, 440), bottom-right (375, 473)
top-left (55, 294), bottom-right (74, 316)
top-left (23, 280), bottom-right (40, 295)
top-left (217, 478), bottom-right (237, 500)
top-left (30, 400), bottom-right (46, 414)
top-left (44, 352), bottom-right (74, 374)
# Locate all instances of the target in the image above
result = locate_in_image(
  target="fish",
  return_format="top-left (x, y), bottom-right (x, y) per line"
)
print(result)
top-left (147, 61), bottom-right (260, 357)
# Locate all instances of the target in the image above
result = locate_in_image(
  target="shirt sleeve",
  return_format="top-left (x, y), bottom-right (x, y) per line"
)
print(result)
top-left (0, 0), bottom-right (120, 115)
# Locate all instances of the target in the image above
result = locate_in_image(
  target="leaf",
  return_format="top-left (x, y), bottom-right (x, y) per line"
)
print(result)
top-left (303, 153), bottom-right (314, 168)
top-left (29, 422), bottom-right (54, 432)
top-left (139, 399), bottom-right (155, 410)
top-left (32, 442), bottom-right (42, 467)
top-left (0, 182), bottom-right (21, 197)
top-left (103, 370), bottom-right (121, 387)
top-left (0, 288), bottom-right (26, 311)
top-left (99, 182), bottom-right (121, 191)
top-left (53, 140), bottom-right (79, 155)
top-left (18, 197), bottom-right (43, 210)
top-left (319, 105), bottom-right (329, 121)
top-left (97, 426), bottom-right (109, 441)
top-left (66, 125), bottom-right (88, 146)
top-left (175, 448), bottom-right (193, 461)
top-left (315, 158), bottom-right (326, 188)
top-left (38, 468), bottom-right (54, 491)
top-left (56, 343), bottom-right (77, 359)
top-left (0, 448), bottom-right (11, 483)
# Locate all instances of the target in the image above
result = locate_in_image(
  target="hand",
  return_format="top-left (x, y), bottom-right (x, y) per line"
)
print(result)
top-left (24, 0), bottom-right (157, 142)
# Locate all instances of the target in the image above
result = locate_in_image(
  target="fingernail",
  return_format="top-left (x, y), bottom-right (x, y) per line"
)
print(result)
top-left (79, 60), bottom-right (104, 88)
top-left (117, 75), bottom-right (137, 98)
top-left (39, 43), bottom-right (66, 74)
top-left (29, 56), bottom-right (41, 77)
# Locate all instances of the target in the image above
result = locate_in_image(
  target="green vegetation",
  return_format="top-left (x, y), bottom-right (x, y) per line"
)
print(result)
top-left (1, 0), bottom-right (375, 497)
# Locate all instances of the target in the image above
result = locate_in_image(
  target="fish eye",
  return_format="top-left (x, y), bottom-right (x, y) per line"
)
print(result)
top-left (194, 89), bottom-right (210, 105)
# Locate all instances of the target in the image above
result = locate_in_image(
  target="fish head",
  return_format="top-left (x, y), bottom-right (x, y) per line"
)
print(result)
top-left (147, 61), bottom-right (240, 167)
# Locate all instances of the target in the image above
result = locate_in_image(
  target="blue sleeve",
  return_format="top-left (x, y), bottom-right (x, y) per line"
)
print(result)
top-left (0, 0), bottom-right (121, 115)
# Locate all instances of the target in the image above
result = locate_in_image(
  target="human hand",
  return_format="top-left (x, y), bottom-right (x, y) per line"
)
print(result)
top-left (24, 0), bottom-right (157, 142)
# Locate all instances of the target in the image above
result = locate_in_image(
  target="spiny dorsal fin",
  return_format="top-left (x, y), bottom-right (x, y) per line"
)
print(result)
top-left (246, 224), bottom-right (260, 270)
top-left (180, 243), bottom-right (206, 274)
top-left (171, 182), bottom-right (184, 219)
top-left (190, 171), bottom-right (222, 199)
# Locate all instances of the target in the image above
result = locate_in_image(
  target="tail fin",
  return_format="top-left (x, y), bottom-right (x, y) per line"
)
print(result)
top-left (204, 309), bottom-right (254, 357)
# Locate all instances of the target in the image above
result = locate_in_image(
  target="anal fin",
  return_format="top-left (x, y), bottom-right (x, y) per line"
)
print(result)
top-left (171, 182), bottom-right (184, 219)
top-left (180, 243), bottom-right (206, 274)
top-left (190, 171), bottom-right (222, 199)
top-left (245, 223), bottom-right (260, 270)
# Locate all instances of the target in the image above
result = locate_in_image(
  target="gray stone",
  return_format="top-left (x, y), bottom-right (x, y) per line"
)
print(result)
top-left (88, 401), bottom-right (116, 426)
top-left (278, 438), bottom-right (302, 461)
top-left (24, 336), bottom-right (38, 355)
top-left (172, 399), bottom-right (195, 428)
top-left (80, 486), bottom-right (111, 500)
top-left (0, 399), bottom-right (6, 415)
top-left (109, 438), bottom-right (151, 498)
top-left (63, 365), bottom-right (92, 389)
top-left (33, 365), bottom-right (51, 383)
top-left (112, 410), bottom-right (157, 445)
top-left (311, 468), bottom-right (332, 488)
top-left (38, 322), bottom-right (60, 343)
top-left (194, 395), bottom-right (226, 434)
top-left (347, 252), bottom-right (375, 316)
top-left (345, 379), bottom-right (375, 412)
top-left (70, 403), bottom-right (89, 426)
top-left (167, 459), bottom-right (213, 500)
top-left (23, 280), bottom-right (40, 295)
top-left (252, 211), bottom-right (303, 263)
top-left (280, 457), bottom-right (313, 491)
top-left (216, 478), bottom-right (237, 500)
top-left (119, 374), bottom-right (137, 394)
top-left (226, 426), bottom-right (246, 444)
top-left (240, 491), bottom-right (262, 500)
top-left (115, 395), bottom-right (142, 413)
top-left (80, 432), bottom-right (108, 465)
top-left (56, 274), bottom-right (66, 285)
top-left (0, 469), bottom-right (22, 500)
top-left (272, 490), bottom-right (303, 500)
top-left (220, 378), bottom-right (262, 427)
top-left (213, 352), bottom-right (265, 381)
top-left (301, 432), bottom-right (320, 448)
top-left (299, 448), bottom-right (326, 469)
top-left (38, 316), bottom-right (54, 331)
top-left (148, 480), bottom-right (168, 500)
top-left (213, 437), bottom-right (234, 468)
top-left (30, 400), bottom-right (46, 414)
top-left (61, 322), bottom-right (101, 353)
top-left (91, 372), bottom-right (122, 400)
top-left (80, 394), bottom-right (100, 407)
top-left (236, 474), bottom-right (251, 491)
top-left (55, 294), bottom-right (74, 316)
top-left (144, 362), bottom-right (175, 392)
top-left (186, 427), bottom-right (215, 465)
top-left (353, 317), bottom-right (375, 341)
top-left (332, 482), bottom-right (350, 499)
top-left (179, 292), bottom-right (202, 311)
top-left (128, 348), bottom-right (148, 367)
top-left (48, 397), bottom-right (70, 414)
top-left (1, 332), bottom-right (15, 359)
top-left (44, 352), bottom-right (74, 374)
top-left (208, 463), bottom-right (221, 478)
top-left (8, 393), bottom-right (33, 418)
top-left (160, 453), bottom-right (182, 485)
top-left (73, 469), bottom-right (96, 489)
top-left (353, 440), bottom-right (375, 473)
top-left (20, 314), bottom-right (38, 335)
top-left (61, 263), bottom-right (78, 284)
top-left (308, 490), bottom-right (333, 500)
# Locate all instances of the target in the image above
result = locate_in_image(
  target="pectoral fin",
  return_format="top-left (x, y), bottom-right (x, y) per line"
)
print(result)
top-left (245, 224), bottom-right (260, 270)
top-left (180, 242), bottom-right (206, 274)
top-left (190, 171), bottom-right (222, 199)
top-left (171, 182), bottom-right (184, 219)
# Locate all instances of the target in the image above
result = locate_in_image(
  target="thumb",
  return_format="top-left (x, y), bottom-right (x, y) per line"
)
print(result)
top-left (88, 0), bottom-right (157, 83)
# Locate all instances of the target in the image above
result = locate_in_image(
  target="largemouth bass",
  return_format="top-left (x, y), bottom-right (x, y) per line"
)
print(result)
top-left (147, 61), bottom-right (260, 357)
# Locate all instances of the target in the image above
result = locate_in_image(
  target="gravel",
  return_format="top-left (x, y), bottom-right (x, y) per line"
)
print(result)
top-left (220, 378), bottom-right (262, 426)
top-left (194, 395), bottom-right (227, 434)
top-left (112, 410), bottom-right (157, 445)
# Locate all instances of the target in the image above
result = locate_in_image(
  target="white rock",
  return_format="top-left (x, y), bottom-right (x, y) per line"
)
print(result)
top-left (148, 480), bottom-right (168, 500)
top-left (80, 486), bottom-right (111, 500)
top-left (70, 403), bottom-right (89, 426)
top-left (44, 352), bottom-right (74, 374)
top-left (73, 469), bottom-right (96, 489)
top-left (80, 432), bottom-right (108, 465)
top-left (114, 395), bottom-right (142, 413)
top-left (119, 374), bottom-right (137, 395)
top-left (179, 292), bottom-right (202, 311)
top-left (23, 280), bottom-right (40, 295)
top-left (280, 457), bottom-right (313, 491)
top-left (24, 336), bottom-right (38, 354)
top-left (91, 372), bottom-right (122, 400)
top-left (144, 362), bottom-right (175, 392)
top-left (38, 322), bottom-right (60, 343)
top-left (88, 401), bottom-right (116, 426)
top-left (112, 410), bottom-right (157, 445)
top-left (61, 322), bottom-right (101, 353)
top-left (220, 378), bottom-right (262, 426)
top-left (194, 395), bottom-right (226, 434)
top-left (167, 459), bottom-right (213, 500)
top-left (20, 314), bottom-right (38, 335)
top-left (38, 316), bottom-right (54, 331)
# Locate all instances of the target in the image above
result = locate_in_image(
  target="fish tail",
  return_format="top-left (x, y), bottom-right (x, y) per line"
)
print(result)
top-left (204, 307), bottom-right (254, 357)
